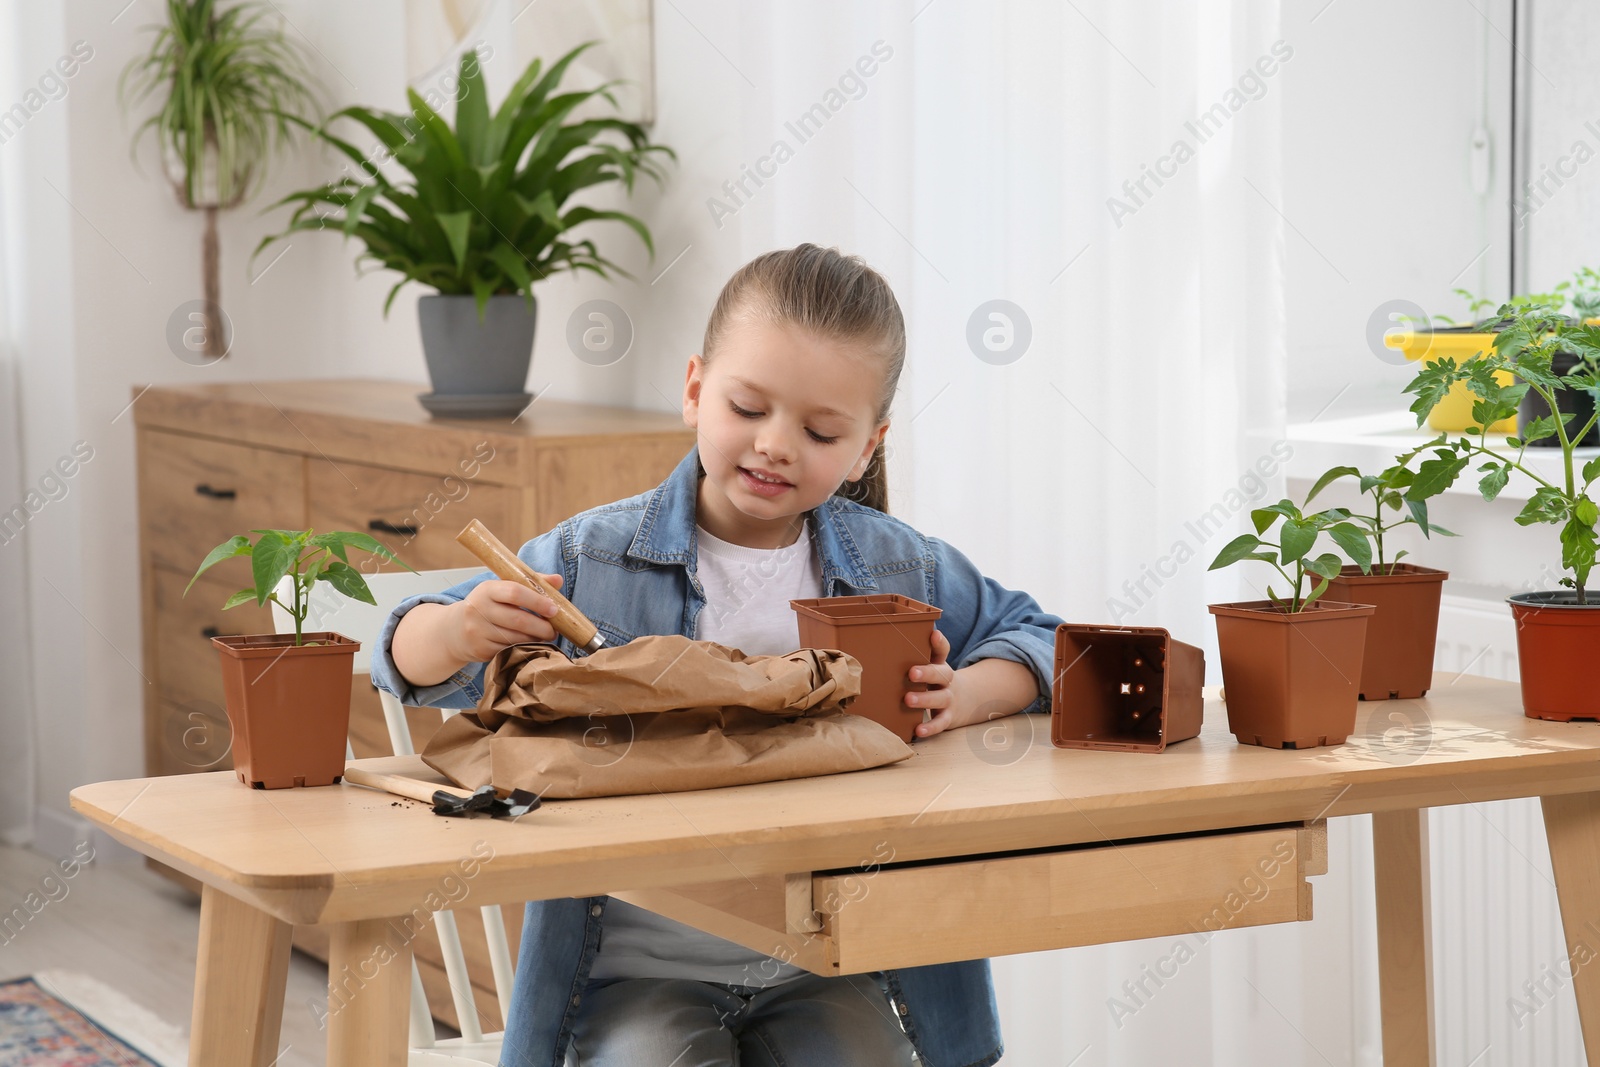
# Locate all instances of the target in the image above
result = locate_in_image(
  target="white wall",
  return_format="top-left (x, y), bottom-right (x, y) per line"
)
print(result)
top-left (0, 0), bottom-right (751, 846)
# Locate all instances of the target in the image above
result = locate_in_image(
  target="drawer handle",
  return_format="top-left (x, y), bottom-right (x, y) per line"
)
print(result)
top-left (194, 484), bottom-right (237, 500)
top-left (368, 519), bottom-right (419, 537)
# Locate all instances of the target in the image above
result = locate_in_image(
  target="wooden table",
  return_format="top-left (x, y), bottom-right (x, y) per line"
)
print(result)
top-left (70, 675), bottom-right (1600, 1066)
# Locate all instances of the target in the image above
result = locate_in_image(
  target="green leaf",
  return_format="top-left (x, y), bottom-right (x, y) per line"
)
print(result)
top-left (1561, 516), bottom-right (1599, 590)
top-left (249, 532), bottom-right (298, 606)
top-left (1408, 452), bottom-right (1469, 499)
top-left (436, 210), bottom-right (473, 270)
top-left (1306, 466), bottom-right (1360, 505)
top-left (1403, 496), bottom-right (1432, 538)
top-left (1279, 518), bottom-right (1318, 565)
top-left (1520, 413), bottom-right (1558, 445)
top-left (1251, 500), bottom-right (1299, 535)
top-left (222, 588), bottom-right (258, 610)
top-left (1578, 497), bottom-right (1600, 527)
top-left (1209, 533), bottom-right (1269, 571)
top-left (321, 559), bottom-right (376, 605)
top-left (454, 50), bottom-right (491, 165)
top-left (1304, 552), bottom-right (1343, 581)
top-left (1479, 462), bottom-right (1511, 501)
top-left (1583, 455), bottom-right (1600, 486)
top-left (1517, 486), bottom-right (1571, 527)
top-left (1403, 357), bottom-right (1460, 426)
top-left (186, 535), bottom-right (251, 596)
top-left (1328, 522), bottom-right (1373, 571)
top-left (309, 530), bottom-right (397, 560)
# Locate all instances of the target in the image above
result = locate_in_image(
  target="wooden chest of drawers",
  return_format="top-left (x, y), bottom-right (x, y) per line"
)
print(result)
top-left (133, 379), bottom-right (696, 1030)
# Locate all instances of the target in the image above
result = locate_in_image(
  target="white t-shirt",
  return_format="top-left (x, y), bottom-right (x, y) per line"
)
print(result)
top-left (587, 519), bottom-right (824, 986)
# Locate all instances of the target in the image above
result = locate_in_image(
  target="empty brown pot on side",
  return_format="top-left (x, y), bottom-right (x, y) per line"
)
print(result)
top-left (1508, 592), bottom-right (1600, 721)
top-left (212, 632), bottom-right (358, 788)
top-left (1208, 600), bottom-right (1374, 749)
top-left (1322, 563), bottom-right (1448, 701)
top-left (1051, 623), bottom-right (1205, 752)
top-left (791, 594), bottom-right (942, 743)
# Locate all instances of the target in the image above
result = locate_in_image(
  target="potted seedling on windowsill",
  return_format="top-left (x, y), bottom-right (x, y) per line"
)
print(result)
top-left (1402, 299), bottom-right (1600, 720)
top-left (1388, 271), bottom-right (1600, 442)
top-left (1206, 501), bottom-right (1375, 748)
top-left (1386, 289), bottom-right (1520, 434)
top-left (1303, 441), bottom-right (1458, 701)
top-left (186, 529), bottom-right (407, 788)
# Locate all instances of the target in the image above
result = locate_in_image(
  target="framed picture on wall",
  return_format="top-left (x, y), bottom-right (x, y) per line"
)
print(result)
top-left (407, 0), bottom-right (656, 126)
top-left (511, 0), bottom-right (656, 126)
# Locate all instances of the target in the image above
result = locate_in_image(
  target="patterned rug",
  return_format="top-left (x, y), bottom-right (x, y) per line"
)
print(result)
top-left (0, 976), bottom-right (166, 1067)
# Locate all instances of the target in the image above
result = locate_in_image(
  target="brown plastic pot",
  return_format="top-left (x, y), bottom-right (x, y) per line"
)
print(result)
top-left (211, 632), bottom-right (358, 788)
top-left (1208, 600), bottom-right (1374, 749)
top-left (1322, 563), bottom-right (1448, 701)
top-left (1051, 624), bottom-right (1205, 752)
top-left (1508, 592), bottom-right (1600, 721)
top-left (791, 594), bottom-right (942, 743)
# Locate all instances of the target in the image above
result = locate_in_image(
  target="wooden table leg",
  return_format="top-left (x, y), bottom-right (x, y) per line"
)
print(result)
top-left (190, 884), bottom-right (293, 1067)
top-left (1541, 791), bottom-right (1600, 1065)
top-left (1372, 808), bottom-right (1437, 1067)
top-left (326, 916), bottom-right (415, 1066)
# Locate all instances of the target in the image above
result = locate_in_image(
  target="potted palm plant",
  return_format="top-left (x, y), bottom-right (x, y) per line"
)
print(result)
top-left (1402, 299), bottom-right (1600, 720)
top-left (186, 529), bottom-right (406, 788)
top-left (258, 44), bottom-right (674, 417)
top-left (1304, 442), bottom-right (1457, 700)
top-left (1207, 501), bottom-right (1375, 748)
top-left (121, 0), bottom-right (318, 361)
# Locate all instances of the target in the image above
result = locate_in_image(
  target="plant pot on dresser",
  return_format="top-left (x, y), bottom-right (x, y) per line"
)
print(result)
top-left (133, 378), bottom-right (696, 1031)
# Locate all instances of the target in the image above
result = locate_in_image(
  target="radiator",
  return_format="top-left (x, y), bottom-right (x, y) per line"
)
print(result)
top-left (1430, 593), bottom-right (1581, 1065)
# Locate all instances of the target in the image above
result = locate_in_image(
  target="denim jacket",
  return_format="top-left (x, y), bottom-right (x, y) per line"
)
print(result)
top-left (371, 445), bottom-right (1063, 1067)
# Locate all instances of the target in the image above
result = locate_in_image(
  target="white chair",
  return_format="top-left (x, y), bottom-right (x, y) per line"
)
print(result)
top-left (271, 566), bottom-right (519, 1065)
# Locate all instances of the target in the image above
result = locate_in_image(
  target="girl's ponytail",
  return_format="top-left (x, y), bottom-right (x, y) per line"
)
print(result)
top-left (701, 243), bottom-right (905, 513)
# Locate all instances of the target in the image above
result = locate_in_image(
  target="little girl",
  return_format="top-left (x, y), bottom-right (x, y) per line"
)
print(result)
top-left (373, 244), bottom-right (1062, 1067)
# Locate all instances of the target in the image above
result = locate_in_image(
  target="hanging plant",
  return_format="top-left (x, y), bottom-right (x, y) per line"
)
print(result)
top-left (120, 0), bottom-right (319, 358)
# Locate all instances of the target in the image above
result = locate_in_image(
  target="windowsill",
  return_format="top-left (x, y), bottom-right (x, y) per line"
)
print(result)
top-left (1285, 410), bottom-right (1600, 502)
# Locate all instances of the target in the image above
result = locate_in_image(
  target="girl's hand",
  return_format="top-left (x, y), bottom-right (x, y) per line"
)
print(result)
top-left (908, 631), bottom-right (1040, 739)
top-left (445, 575), bottom-right (565, 663)
top-left (907, 629), bottom-right (975, 737)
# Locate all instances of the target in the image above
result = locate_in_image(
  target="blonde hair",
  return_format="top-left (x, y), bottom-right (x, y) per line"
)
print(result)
top-left (700, 243), bottom-right (905, 511)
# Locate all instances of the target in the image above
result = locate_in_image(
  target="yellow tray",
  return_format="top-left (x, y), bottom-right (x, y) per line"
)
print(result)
top-left (1386, 331), bottom-right (1516, 433)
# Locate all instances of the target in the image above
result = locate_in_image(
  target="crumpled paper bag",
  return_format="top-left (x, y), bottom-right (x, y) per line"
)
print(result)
top-left (420, 634), bottom-right (914, 798)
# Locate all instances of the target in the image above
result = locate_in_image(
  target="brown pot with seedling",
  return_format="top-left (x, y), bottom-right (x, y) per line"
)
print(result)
top-left (186, 529), bottom-right (408, 787)
top-left (1304, 446), bottom-right (1456, 701)
top-left (1207, 499), bottom-right (1375, 748)
top-left (1050, 624), bottom-right (1205, 752)
top-left (1402, 295), bottom-right (1600, 720)
top-left (790, 594), bottom-right (942, 743)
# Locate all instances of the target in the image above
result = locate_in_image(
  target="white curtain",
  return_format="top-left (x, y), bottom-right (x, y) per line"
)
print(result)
top-left (725, 0), bottom-right (1374, 1062)
top-left (0, 0), bottom-right (39, 845)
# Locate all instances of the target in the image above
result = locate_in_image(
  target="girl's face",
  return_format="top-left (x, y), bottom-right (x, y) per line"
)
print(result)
top-left (683, 311), bottom-right (889, 548)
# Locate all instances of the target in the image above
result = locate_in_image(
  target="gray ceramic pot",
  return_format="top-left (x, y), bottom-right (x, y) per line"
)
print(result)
top-left (417, 293), bottom-right (537, 396)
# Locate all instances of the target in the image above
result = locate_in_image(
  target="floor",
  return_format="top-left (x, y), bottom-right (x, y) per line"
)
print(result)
top-left (0, 842), bottom-right (333, 1067)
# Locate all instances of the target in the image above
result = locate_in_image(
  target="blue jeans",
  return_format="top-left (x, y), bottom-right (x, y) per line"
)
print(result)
top-left (569, 973), bottom-right (920, 1066)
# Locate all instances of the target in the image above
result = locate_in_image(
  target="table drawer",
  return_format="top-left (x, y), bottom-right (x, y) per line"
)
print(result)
top-left (138, 430), bottom-right (306, 573)
top-left (613, 823), bottom-right (1325, 976)
top-left (306, 459), bottom-right (519, 572)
